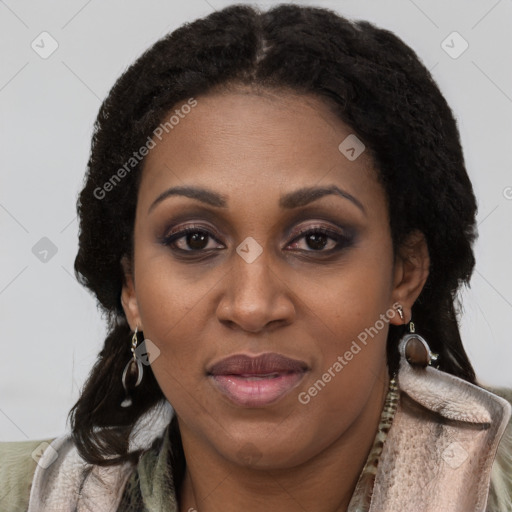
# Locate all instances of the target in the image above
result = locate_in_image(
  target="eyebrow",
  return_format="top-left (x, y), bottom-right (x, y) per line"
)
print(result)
top-left (148, 185), bottom-right (228, 214)
top-left (279, 185), bottom-right (365, 213)
top-left (147, 184), bottom-right (366, 215)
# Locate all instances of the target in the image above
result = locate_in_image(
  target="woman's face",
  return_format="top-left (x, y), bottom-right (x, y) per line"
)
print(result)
top-left (122, 88), bottom-right (427, 469)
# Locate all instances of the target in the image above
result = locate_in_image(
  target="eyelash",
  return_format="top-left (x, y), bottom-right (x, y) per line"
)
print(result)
top-left (160, 225), bottom-right (219, 253)
top-left (286, 226), bottom-right (351, 253)
top-left (159, 223), bottom-right (353, 256)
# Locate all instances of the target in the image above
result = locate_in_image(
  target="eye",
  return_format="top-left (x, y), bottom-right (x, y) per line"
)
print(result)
top-left (286, 226), bottom-right (352, 252)
top-left (160, 225), bottom-right (224, 253)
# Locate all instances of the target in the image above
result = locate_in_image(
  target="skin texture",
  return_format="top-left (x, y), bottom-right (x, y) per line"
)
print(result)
top-left (121, 88), bottom-right (430, 512)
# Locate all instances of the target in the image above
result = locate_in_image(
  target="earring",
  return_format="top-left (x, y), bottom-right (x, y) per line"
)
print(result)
top-left (399, 318), bottom-right (439, 368)
top-left (396, 304), bottom-right (404, 321)
top-left (120, 327), bottom-right (144, 408)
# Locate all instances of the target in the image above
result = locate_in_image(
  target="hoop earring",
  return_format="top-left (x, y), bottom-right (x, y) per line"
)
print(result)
top-left (399, 319), bottom-right (439, 368)
top-left (120, 327), bottom-right (144, 408)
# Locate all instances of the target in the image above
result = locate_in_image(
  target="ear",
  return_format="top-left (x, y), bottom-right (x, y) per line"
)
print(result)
top-left (389, 230), bottom-right (430, 326)
top-left (120, 255), bottom-right (143, 331)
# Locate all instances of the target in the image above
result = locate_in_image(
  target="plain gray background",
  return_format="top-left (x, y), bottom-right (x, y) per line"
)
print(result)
top-left (1, 0), bottom-right (511, 441)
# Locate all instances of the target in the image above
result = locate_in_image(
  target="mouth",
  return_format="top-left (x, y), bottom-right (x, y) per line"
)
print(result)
top-left (206, 353), bottom-right (309, 407)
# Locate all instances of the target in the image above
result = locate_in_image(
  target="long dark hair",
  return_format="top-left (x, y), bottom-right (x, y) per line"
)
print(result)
top-left (69, 3), bottom-right (478, 469)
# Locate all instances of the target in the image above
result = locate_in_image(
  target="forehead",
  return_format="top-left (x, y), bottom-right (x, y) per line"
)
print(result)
top-left (138, 88), bottom-right (380, 212)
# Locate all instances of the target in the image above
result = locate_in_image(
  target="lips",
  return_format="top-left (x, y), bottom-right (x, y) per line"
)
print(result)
top-left (207, 353), bottom-right (309, 407)
top-left (207, 353), bottom-right (309, 376)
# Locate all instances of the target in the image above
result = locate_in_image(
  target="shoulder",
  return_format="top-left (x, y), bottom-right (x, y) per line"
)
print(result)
top-left (485, 386), bottom-right (512, 512)
top-left (0, 438), bottom-right (56, 512)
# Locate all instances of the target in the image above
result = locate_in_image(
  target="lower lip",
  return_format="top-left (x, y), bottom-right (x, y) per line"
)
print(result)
top-left (209, 372), bottom-right (306, 407)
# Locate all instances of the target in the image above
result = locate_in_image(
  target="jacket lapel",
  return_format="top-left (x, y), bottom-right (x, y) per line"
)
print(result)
top-left (368, 361), bottom-right (511, 512)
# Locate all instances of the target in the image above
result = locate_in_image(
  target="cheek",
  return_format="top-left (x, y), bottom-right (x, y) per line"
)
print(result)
top-left (131, 246), bottom-right (229, 412)
top-left (137, 287), bottom-right (208, 418)
top-left (302, 230), bottom-right (394, 342)
top-left (133, 233), bottom-right (220, 338)
top-left (299, 233), bottom-right (394, 399)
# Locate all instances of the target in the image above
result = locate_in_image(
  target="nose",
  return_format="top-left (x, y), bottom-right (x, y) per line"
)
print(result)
top-left (216, 247), bottom-right (296, 333)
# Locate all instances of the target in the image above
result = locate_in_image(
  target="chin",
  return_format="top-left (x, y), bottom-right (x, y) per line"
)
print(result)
top-left (212, 426), bottom-right (316, 470)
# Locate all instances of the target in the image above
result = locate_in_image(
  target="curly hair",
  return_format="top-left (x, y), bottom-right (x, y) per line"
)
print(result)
top-left (69, 3), bottom-right (478, 469)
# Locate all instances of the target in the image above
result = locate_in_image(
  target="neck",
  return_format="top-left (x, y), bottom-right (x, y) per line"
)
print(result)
top-left (178, 372), bottom-right (390, 512)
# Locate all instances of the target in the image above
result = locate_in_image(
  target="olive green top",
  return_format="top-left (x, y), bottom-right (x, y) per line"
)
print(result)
top-left (0, 438), bottom-right (54, 512)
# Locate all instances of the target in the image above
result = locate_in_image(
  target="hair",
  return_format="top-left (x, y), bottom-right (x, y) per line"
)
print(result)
top-left (69, 2), bottom-right (478, 473)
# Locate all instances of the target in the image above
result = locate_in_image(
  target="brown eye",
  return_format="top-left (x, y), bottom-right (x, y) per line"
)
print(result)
top-left (181, 231), bottom-right (209, 250)
top-left (161, 226), bottom-right (224, 252)
top-left (287, 227), bottom-right (353, 253)
top-left (305, 232), bottom-right (330, 251)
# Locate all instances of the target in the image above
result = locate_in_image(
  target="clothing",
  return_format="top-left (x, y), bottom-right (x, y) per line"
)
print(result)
top-left (1, 361), bottom-right (511, 511)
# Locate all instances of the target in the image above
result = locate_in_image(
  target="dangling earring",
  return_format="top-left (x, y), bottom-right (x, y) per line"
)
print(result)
top-left (397, 308), bottom-right (438, 368)
top-left (120, 326), bottom-right (144, 407)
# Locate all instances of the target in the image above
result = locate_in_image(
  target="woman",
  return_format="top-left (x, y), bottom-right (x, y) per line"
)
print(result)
top-left (1, 4), bottom-right (511, 511)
